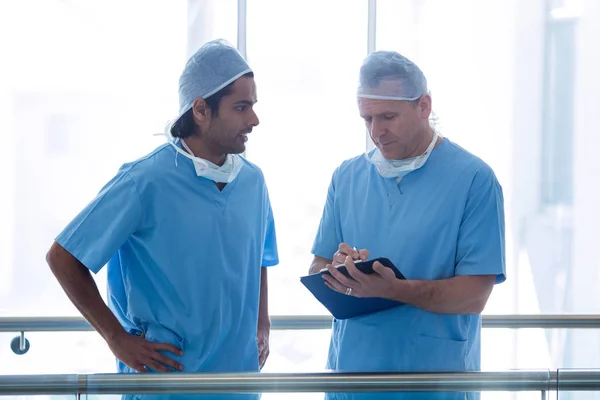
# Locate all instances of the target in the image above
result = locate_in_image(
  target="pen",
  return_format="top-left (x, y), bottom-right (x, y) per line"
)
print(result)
top-left (353, 246), bottom-right (362, 262)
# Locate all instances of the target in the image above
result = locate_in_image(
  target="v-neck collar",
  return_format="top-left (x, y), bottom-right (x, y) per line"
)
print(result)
top-left (378, 138), bottom-right (448, 208)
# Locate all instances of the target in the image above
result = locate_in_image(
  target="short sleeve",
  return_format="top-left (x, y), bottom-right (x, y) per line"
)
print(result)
top-left (261, 197), bottom-right (279, 267)
top-left (454, 168), bottom-right (506, 283)
top-left (55, 171), bottom-right (143, 274)
top-left (311, 169), bottom-right (343, 261)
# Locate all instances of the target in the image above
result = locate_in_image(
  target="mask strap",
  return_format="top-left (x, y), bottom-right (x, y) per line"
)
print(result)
top-left (180, 138), bottom-right (195, 157)
top-left (173, 138), bottom-right (180, 167)
top-left (424, 131), bottom-right (438, 155)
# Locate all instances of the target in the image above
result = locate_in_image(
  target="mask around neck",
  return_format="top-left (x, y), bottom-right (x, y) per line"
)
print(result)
top-left (366, 131), bottom-right (439, 179)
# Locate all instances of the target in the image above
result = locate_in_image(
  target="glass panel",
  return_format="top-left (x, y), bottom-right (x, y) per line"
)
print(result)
top-left (0, 332), bottom-right (113, 374)
top-left (377, 0), bottom-right (600, 383)
top-left (1, 0), bottom-right (599, 394)
top-left (0, 0), bottom-right (189, 314)
top-left (187, 0), bottom-right (238, 54)
top-left (0, 0), bottom-right (216, 376)
top-left (245, 0), bottom-right (368, 315)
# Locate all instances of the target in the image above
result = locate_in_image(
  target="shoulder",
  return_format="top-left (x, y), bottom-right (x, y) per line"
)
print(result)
top-left (436, 139), bottom-right (501, 190)
top-left (331, 154), bottom-right (370, 184)
top-left (239, 156), bottom-right (267, 180)
top-left (116, 144), bottom-right (175, 183)
top-left (233, 156), bottom-right (269, 192)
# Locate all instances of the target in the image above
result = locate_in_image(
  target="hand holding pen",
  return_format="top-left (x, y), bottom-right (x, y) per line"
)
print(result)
top-left (332, 243), bottom-right (369, 266)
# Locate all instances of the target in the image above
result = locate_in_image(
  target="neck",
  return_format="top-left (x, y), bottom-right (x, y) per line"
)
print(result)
top-left (182, 136), bottom-right (227, 166)
top-left (405, 126), bottom-right (436, 159)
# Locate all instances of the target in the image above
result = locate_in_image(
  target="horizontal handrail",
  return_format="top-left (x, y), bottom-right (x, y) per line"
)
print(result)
top-left (1, 314), bottom-right (600, 333)
top-left (0, 370), bottom-right (598, 395)
top-left (0, 370), bottom-right (555, 395)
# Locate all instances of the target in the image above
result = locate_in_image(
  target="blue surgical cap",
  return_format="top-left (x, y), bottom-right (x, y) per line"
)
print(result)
top-left (176, 39), bottom-right (251, 121)
top-left (357, 51), bottom-right (428, 101)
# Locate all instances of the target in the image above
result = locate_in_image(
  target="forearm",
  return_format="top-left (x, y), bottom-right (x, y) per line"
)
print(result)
top-left (388, 275), bottom-right (496, 314)
top-left (258, 267), bottom-right (270, 328)
top-left (46, 242), bottom-right (125, 342)
top-left (309, 255), bottom-right (331, 274)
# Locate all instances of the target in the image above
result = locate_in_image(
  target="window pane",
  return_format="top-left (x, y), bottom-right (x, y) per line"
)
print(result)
top-left (245, 0), bottom-right (368, 315)
top-left (1, 2), bottom-right (599, 397)
top-left (377, 0), bottom-right (600, 391)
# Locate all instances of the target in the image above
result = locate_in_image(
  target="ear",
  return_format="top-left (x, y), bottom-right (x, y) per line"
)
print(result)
top-left (191, 98), bottom-right (213, 127)
top-left (418, 94), bottom-right (432, 120)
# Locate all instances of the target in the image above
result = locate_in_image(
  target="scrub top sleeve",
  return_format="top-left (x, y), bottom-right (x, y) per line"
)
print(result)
top-left (455, 168), bottom-right (506, 284)
top-left (311, 170), bottom-right (342, 261)
top-left (55, 171), bottom-right (144, 274)
top-left (261, 197), bottom-right (279, 267)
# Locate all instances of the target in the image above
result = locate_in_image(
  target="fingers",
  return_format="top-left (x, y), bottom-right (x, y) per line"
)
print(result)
top-left (323, 275), bottom-right (347, 294)
top-left (333, 252), bottom-right (347, 265)
top-left (358, 249), bottom-right (370, 261)
top-left (323, 263), bottom-right (358, 296)
top-left (133, 364), bottom-right (148, 373)
top-left (154, 342), bottom-right (183, 356)
top-left (132, 342), bottom-right (184, 373)
top-left (146, 359), bottom-right (171, 372)
top-left (336, 243), bottom-right (368, 264)
top-left (343, 256), bottom-right (365, 281)
top-left (257, 335), bottom-right (269, 369)
top-left (152, 342), bottom-right (184, 371)
top-left (259, 347), bottom-right (269, 369)
top-left (337, 243), bottom-right (360, 260)
top-left (325, 263), bottom-right (358, 289)
top-left (130, 351), bottom-right (183, 373)
top-left (338, 243), bottom-right (354, 256)
top-left (153, 351), bottom-right (184, 371)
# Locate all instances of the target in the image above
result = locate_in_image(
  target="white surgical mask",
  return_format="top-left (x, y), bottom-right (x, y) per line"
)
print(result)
top-left (366, 131), bottom-right (439, 179)
top-left (158, 122), bottom-right (244, 183)
top-left (179, 139), bottom-right (243, 183)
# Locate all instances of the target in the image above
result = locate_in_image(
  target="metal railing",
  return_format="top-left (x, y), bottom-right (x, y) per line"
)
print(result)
top-left (2, 314), bottom-right (600, 355)
top-left (2, 314), bottom-right (600, 332)
top-left (0, 370), bottom-right (599, 395)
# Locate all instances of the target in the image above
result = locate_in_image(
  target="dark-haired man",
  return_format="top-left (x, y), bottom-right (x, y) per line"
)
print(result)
top-left (46, 39), bottom-right (278, 400)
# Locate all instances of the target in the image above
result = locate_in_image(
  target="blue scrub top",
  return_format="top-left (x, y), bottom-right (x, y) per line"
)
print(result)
top-left (312, 138), bottom-right (506, 400)
top-left (56, 143), bottom-right (279, 400)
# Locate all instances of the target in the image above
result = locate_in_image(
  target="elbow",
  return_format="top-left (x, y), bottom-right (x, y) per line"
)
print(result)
top-left (46, 242), bottom-right (72, 276)
top-left (466, 293), bottom-right (493, 314)
top-left (464, 277), bottom-right (496, 314)
top-left (46, 243), bottom-right (59, 271)
top-left (467, 301), bottom-right (487, 315)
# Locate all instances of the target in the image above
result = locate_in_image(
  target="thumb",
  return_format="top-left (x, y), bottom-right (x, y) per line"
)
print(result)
top-left (373, 261), bottom-right (394, 280)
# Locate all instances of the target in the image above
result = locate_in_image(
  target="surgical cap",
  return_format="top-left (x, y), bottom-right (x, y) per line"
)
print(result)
top-left (176, 39), bottom-right (252, 121)
top-left (357, 51), bottom-right (428, 101)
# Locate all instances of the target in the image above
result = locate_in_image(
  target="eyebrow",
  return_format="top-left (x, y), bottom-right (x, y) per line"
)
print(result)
top-left (361, 111), bottom-right (398, 118)
top-left (233, 100), bottom-right (257, 106)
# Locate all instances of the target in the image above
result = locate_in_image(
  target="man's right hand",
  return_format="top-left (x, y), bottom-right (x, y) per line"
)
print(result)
top-left (107, 331), bottom-right (184, 373)
top-left (333, 243), bottom-right (369, 266)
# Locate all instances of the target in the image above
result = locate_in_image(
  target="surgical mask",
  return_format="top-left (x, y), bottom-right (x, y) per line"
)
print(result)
top-left (179, 139), bottom-right (243, 183)
top-left (366, 132), bottom-right (438, 179)
top-left (158, 123), bottom-right (244, 183)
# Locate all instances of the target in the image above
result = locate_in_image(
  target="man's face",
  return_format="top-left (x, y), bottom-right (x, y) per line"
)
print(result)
top-left (358, 94), bottom-right (431, 160)
top-left (203, 76), bottom-right (260, 155)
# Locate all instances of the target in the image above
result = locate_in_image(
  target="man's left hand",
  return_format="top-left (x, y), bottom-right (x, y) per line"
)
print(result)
top-left (257, 322), bottom-right (270, 369)
top-left (323, 256), bottom-right (399, 299)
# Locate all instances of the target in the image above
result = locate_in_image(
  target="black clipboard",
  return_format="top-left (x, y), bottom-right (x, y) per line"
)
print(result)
top-left (300, 257), bottom-right (406, 320)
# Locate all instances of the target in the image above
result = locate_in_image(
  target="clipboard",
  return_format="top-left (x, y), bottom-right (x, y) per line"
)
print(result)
top-left (300, 257), bottom-right (406, 320)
